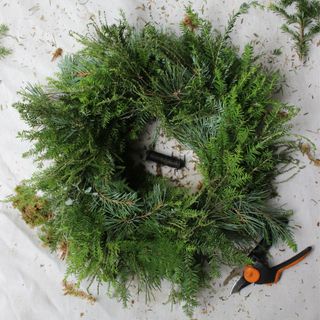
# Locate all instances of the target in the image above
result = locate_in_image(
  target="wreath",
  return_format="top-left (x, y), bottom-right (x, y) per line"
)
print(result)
top-left (11, 5), bottom-right (299, 316)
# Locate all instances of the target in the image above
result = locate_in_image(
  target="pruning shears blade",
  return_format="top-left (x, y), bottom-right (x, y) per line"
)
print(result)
top-left (231, 276), bottom-right (250, 294)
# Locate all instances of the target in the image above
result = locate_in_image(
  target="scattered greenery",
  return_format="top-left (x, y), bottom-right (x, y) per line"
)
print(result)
top-left (0, 24), bottom-right (11, 59)
top-left (270, 0), bottom-right (320, 61)
top-left (272, 48), bottom-right (283, 55)
top-left (10, 4), bottom-right (300, 316)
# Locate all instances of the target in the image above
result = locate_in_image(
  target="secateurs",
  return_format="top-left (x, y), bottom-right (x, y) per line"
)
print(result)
top-left (231, 241), bottom-right (312, 294)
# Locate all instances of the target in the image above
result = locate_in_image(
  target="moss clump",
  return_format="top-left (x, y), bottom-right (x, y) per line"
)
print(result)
top-left (10, 184), bottom-right (51, 228)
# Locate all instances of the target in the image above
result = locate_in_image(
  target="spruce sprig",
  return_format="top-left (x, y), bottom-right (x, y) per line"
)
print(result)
top-left (0, 24), bottom-right (11, 59)
top-left (270, 0), bottom-right (320, 61)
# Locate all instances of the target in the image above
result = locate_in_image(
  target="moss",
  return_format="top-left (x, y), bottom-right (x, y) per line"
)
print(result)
top-left (10, 184), bottom-right (51, 228)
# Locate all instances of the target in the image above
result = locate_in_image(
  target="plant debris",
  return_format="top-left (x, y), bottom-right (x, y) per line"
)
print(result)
top-left (51, 47), bottom-right (63, 61)
top-left (0, 24), bottom-right (12, 59)
top-left (62, 280), bottom-right (96, 304)
top-left (299, 142), bottom-right (320, 167)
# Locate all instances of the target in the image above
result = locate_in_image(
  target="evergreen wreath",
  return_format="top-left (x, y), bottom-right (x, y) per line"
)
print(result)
top-left (10, 4), bottom-right (300, 316)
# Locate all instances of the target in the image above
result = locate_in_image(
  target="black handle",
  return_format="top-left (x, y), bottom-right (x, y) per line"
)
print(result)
top-left (146, 150), bottom-right (185, 169)
top-left (272, 246), bottom-right (312, 272)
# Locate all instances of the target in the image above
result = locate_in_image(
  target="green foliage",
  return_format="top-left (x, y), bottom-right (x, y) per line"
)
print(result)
top-left (11, 5), bottom-right (300, 316)
top-left (0, 24), bottom-right (11, 59)
top-left (270, 0), bottom-right (320, 61)
top-left (9, 184), bottom-right (51, 227)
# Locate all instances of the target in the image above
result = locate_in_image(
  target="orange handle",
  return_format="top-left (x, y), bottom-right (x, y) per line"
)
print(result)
top-left (273, 246), bottom-right (312, 283)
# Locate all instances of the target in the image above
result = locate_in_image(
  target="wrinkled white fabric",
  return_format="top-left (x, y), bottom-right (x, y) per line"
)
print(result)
top-left (0, 1), bottom-right (319, 319)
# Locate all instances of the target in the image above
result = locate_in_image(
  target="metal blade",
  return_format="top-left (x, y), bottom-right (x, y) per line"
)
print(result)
top-left (230, 276), bottom-right (251, 294)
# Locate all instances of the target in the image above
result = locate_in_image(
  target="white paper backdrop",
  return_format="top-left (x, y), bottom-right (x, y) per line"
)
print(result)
top-left (0, 1), bottom-right (319, 319)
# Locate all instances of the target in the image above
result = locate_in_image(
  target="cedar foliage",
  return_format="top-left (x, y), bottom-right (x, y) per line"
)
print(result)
top-left (10, 5), bottom-right (300, 315)
top-left (270, 0), bottom-right (320, 61)
top-left (0, 24), bottom-right (11, 59)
